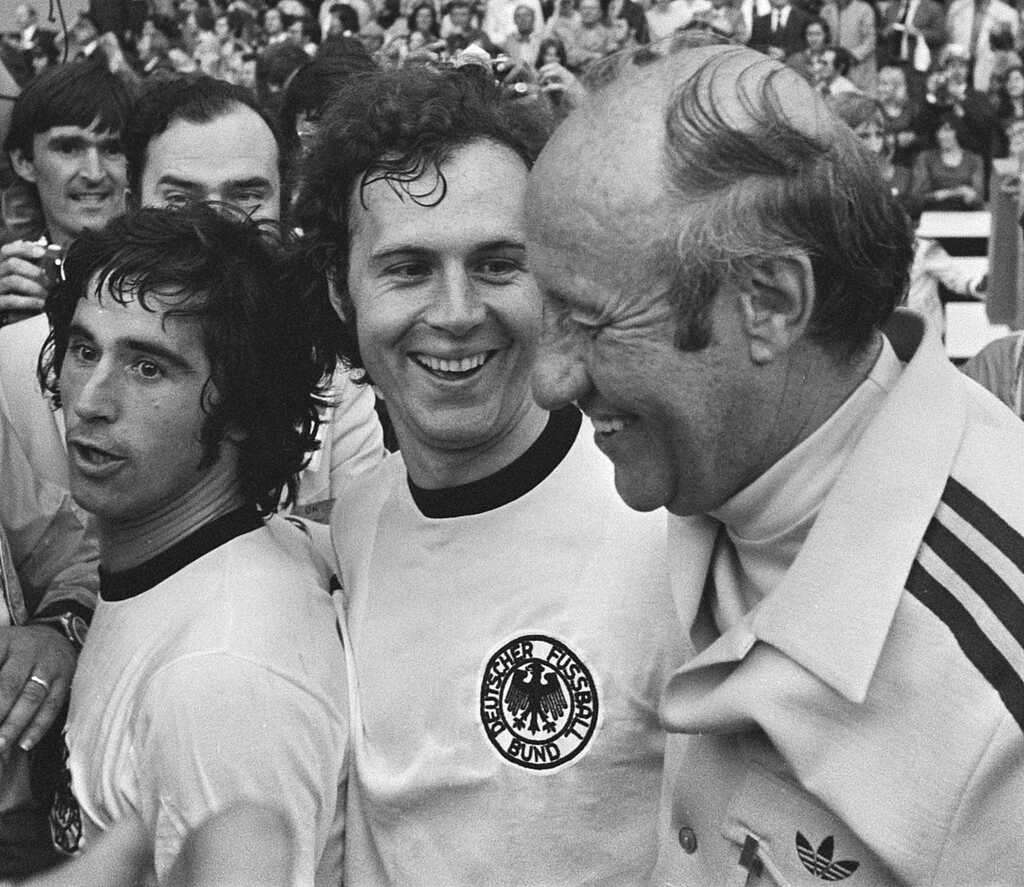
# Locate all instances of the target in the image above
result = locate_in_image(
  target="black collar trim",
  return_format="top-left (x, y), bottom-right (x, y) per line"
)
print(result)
top-left (409, 405), bottom-right (582, 518)
top-left (99, 507), bottom-right (264, 602)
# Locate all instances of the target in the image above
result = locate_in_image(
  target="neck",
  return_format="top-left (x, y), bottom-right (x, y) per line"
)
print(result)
top-left (400, 400), bottom-right (550, 490)
top-left (742, 334), bottom-right (883, 492)
top-left (99, 457), bottom-right (246, 572)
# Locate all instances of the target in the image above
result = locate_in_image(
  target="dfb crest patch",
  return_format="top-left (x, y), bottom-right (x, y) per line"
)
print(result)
top-left (480, 634), bottom-right (598, 771)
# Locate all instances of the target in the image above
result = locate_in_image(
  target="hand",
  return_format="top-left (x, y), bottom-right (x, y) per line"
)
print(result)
top-left (0, 240), bottom-right (53, 326)
top-left (537, 61), bottom-right (585, 109)
top-left (766, 46), bottom-right (786, 61)
top-left (0, 625), bottom-right (77, 755)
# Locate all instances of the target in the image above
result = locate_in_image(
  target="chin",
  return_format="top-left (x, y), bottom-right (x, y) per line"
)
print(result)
top-left (612, 469), bottom-right (672, 514)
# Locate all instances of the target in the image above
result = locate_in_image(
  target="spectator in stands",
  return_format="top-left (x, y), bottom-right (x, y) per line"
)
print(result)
top-left (608, 0), bottom-right (650, 43)
top-left (441, 0), bottom-right (479, 38)
top-left (278, 49), bottom-right (378, 164)
top-left (910, 113), bottom-right (985, 210)
top-left (61, 13), bottom-right (100, 62)
top-left (915, 43), bottom-right (997, 182)
top-left (830, 91), bottom-right (914, 208)
top-left (876, 63), bottom-right (924, 166)
top-left (563, 0), bottom-right (614, 70)
top-left (325, 2), bottom-right (361, 37)
top-left (994, 64), bottom-right (1024, 158)
top-left (536, 33), bottom-right (568, 66)
top-left (258, 42), bottom-right (312, 114)
top-left (819, 0), bottom-right (875, 91)
top-left (12, 4), bottom-right (56, 74)
top-left (946, 0), bottom-right (1017, 93)
top-left (693, 0), bottom-right (748, 42)
top-left (287, 16), bottom-right (321, 55)
top-left (749, 0), bottom-right (810, 59)
top-left (811, 45), bottom-right (858, 94)
top-left (831, 91), bottom-right (984, 334)
top-left (484, 0), bottom-right (545, 44)
top-left (647, 0), bottom-right (710, 43)
top-left (1, 56), bottom-right (133, 324)
top-left (541, 0), bottom-right (575, 43)
top-left (406, 2), bottom-right (442, 44)
top-left (878, 0), bottom-right (945, 82)
top-left (785, 15), bottom-right (828, 80)
top-left (261, 7), bottom-right (289, 47)
top-left (503, 5), bottom-right (545, 64)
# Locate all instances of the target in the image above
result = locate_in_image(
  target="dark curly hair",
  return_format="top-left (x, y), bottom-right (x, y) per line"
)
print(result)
top-left (292, 63), bottom-right (553, 379)
top-left (39, 203), bottom-right (327, 515)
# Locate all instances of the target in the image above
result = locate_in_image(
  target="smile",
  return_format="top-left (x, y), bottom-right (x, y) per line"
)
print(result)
top-left (69, 192), bottom-right (113, 204)
top-left (412, 350), bottom-right (495, 378)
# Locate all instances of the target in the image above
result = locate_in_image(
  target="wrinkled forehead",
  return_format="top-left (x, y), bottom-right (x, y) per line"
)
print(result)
top-left (528, 47), bottom-right (824, 239)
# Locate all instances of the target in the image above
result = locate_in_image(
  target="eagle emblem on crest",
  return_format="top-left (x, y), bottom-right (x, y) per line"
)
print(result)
top-left (480, 634), bottom-right (598, 771)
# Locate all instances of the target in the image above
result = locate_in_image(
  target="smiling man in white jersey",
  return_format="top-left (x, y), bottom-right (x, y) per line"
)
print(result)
top-left (294, 64), bottom-right (685, 884)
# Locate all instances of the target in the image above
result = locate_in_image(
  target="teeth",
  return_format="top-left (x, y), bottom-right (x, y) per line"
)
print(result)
top-left (416, 352), bottom-right (488, 373)
top-left (591, 416), bottom-right (629, 434)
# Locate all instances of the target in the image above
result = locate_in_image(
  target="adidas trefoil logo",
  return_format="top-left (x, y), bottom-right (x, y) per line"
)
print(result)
top-left (796, 832), bottom-right (860, 881)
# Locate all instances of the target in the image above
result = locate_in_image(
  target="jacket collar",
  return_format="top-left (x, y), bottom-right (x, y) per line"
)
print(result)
top-left (676, 311), bottom-right (967, 702)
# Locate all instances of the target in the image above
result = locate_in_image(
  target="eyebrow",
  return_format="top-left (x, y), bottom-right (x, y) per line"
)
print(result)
top-left (156, 175), bottom-right (273, 193)
top-left (155, 175), bottom-right (204, 193)
top-left (47, 135), bottom-right (90, 150)
top-left (67, 321), bottom-right (199, 374)
top-left (223, 177), bottom-right (274, 192)
top-left (370, 239), bottom-right (527, 262)
top-left (47, 133), bottom-right (123, 150)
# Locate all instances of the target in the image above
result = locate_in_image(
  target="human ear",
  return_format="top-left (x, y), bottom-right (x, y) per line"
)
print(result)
top-left (326, 275), bottom-right (347, 323)
top-left (739, 255), bottom-right (815, 365)
top-left (10, 149), bottom-right (37, 184)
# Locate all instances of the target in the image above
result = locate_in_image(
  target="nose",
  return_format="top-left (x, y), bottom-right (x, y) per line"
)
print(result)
top-left (79, 147), bottom-right (105, 182)
top-left (68, 360), bottom-right (120, 423)
top-left (531, 318), bottom-right (591, 410)
top-left (425, 268), bottom-right (487, 334)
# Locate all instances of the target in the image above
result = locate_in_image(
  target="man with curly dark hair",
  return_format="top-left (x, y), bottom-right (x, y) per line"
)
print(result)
top-left (295, 64), bottom-right (682, 885)
top-left (38, 203), bottom-right (348, 887)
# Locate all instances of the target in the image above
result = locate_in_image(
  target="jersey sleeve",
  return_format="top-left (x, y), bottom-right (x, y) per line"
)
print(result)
top-left (134, 650), bottom-right (347, 885)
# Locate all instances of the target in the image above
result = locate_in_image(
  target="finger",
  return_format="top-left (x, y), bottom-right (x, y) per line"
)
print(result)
top-left (0, 272), bottom-right (49, 301)
top-left (16, 673), bottom-right (68, 752)
top-left (0, 294), bottom-right (48, 316)
top-left (0, 254), bottom-right (48, 281)
top-left (0, 655), bottom-right (35, 726)
top-left (27, 815), bottom-right (150, 887)
top-left (0, 672), bottom-right (51, 754)
top-left (0, 239), bottom-right (46, 260)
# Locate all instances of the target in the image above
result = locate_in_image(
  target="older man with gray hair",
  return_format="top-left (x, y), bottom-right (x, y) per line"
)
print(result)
top-left (528, 43), bottom-right (1024, 885)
